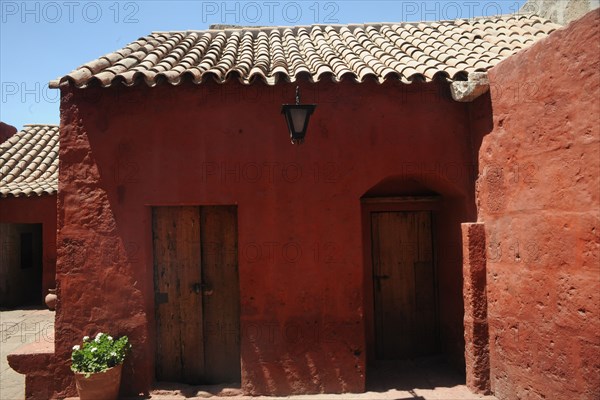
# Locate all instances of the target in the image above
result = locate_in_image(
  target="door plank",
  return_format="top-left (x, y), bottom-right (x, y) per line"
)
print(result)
top-left (201, 206), bottom-right (241, 383)
top-left (413, 212), bottom-right (436, 355)
top-left (153, 207), bottom-right (204, 383)
top-left (371, 214), bottom-right (385, 359)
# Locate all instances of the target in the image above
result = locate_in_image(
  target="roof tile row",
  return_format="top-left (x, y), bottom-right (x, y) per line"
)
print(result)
top-left (50, 14), bottom-right (560, 89)
top-left (0, 125), bottom-right (59, 198)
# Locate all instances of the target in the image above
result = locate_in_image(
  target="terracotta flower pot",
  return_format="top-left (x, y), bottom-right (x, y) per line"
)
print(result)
top-left (74, 364), bottom-right (123, 400)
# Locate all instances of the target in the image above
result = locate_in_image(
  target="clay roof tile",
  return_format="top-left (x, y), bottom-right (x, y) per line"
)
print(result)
top-left (49, 14), bottom-right (560, 89)
top-left (0, 125), bottom-right (59, 198)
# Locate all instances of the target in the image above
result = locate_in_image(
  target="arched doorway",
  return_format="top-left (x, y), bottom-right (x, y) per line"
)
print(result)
top-left (361, 176), bottom-right (469, 388)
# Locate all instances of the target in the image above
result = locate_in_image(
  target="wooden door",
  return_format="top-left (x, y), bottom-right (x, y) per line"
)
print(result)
top-left (371, 211), bottom-right (437, 359)
top-left (153, 206), bottom-right (240, 384)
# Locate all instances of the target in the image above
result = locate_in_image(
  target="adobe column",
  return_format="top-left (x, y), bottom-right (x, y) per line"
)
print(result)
top-left (461, 222), bottom-right (490, 394)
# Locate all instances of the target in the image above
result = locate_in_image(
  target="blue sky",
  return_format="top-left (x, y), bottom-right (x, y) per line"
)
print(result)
top-left (1, 0), bottom-right (527, 130)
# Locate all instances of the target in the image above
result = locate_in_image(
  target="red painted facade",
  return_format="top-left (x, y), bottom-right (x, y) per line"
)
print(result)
top-left (475, 10), bottom-right (600, 400)
top-left (0, 194), bottom-right (57, 303)
top-left (15, 10), bottom-right (596, 399)
top-left (53, 79), bottom-right (475, 397)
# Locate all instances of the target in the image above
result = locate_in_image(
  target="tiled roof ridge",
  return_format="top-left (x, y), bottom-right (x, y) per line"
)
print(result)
top-left (150, 13), bottom-right (549, 35)
top-left (49, 13), bottom-right (560, 89)
top-left (0, 124), bottom-right (59, 198)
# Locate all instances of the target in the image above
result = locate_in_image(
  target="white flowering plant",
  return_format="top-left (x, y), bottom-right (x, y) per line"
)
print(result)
top-left (71, 333), bottom-right (131, 377)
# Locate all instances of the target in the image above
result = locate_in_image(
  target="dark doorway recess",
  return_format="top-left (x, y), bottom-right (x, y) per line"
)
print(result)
top-left (0, 223), bottom-right (43, 308)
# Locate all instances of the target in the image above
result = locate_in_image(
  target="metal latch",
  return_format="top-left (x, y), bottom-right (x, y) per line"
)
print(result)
top-left (192, 282), bottom-right (213, 295)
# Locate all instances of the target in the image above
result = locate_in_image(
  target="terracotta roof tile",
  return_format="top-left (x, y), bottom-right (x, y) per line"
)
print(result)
top-left (50, 14), bottom-right (560, 89)
top-left (0, 125), bottom-right (59, 198)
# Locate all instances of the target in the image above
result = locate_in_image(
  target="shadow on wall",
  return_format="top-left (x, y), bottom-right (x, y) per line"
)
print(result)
top-left (466, 90), bottom-right (494, 209)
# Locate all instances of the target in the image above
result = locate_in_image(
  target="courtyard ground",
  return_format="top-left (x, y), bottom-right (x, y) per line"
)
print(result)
top-left (140, 358), bottom-right (499, 399)
top-left (1, 308), bottom-right (496, 400)
top-left (0, 307), bottom-right (54, 400)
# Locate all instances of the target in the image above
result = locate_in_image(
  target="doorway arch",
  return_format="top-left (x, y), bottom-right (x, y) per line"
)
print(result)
top-left (361, 175), bottom-right (469, 383)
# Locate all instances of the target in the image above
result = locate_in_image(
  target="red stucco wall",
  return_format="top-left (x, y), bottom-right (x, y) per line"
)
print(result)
top-left (54, 79), bottom-right (476, 397)
top-left (0, 121), bottom-right (17, 143)
top-left (0, 195), bottom-right (57, 303)
top-left (477, 10), bottom-right (600, 400)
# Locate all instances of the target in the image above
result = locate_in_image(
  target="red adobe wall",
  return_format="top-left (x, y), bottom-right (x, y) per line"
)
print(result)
top-left (475, 10), bottom-right (600, 400)
top-left (0, 121), bottom-right (18, 143)
top-left (53, 78), bottom-right (476, 397)
top-left (0, 194), bottom-right (57, 303)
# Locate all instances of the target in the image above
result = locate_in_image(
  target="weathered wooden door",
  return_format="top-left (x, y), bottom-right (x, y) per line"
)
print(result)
top-left (153, 206), bottom-right (240, 384)
top-left (371, 211), bottom-right (437, 359)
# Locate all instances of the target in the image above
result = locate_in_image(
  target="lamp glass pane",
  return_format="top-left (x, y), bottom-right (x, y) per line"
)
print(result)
top-left (290, 108), bottom-right (308, 133)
